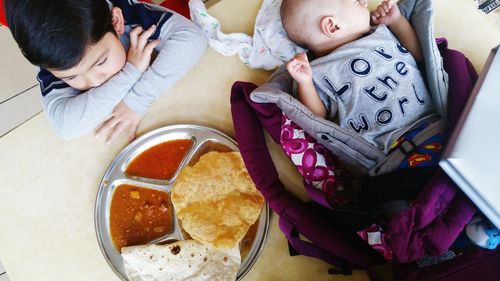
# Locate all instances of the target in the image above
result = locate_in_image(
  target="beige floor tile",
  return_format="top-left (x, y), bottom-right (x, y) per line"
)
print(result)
top-left (0, 85), bottom-right (42, 137)
top-left (0, 28), bottom-right (37, 102)
top-left (0, 259), bottom-right (5, 273)
top-left (0, 259), bottom-right (8, 281)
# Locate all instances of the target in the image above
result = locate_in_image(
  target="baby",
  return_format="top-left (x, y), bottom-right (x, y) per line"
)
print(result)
top-left (281, 0), bottom-right (435, 153)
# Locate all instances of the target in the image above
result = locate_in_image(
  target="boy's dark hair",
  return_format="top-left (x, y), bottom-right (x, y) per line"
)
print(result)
top-left (4, 0), bottom-right (115, 70)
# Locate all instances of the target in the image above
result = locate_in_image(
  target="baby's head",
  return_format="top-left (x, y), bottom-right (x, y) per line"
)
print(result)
top-left (281, 0), bottom-right (371, 55)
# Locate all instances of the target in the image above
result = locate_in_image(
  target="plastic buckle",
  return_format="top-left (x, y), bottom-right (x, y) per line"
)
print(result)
top-left (398, 139), bottom-right (417, 156)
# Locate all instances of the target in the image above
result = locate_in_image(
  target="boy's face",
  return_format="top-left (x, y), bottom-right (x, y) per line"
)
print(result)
top-left (49, 32), bottom-right (127, 91)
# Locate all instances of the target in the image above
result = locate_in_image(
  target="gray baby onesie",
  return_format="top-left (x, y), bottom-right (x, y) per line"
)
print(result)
top-left (304, 25), bottom-right (435, 153)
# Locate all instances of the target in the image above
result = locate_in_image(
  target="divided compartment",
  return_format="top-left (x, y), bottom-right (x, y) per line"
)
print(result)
top-left (121, 133), bottom-right (195, 184)
top-left (108, 180), bottom-right (180, 250)
top-left (184, 138), bottom-right (235, 167)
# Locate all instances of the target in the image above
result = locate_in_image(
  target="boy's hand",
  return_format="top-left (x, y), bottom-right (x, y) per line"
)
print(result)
top-left (127, 25), bottom-right (161, 73)
top-left (95, 101), bottom-right (142, 144)
top-left (286, 53), bottom-right (313, 85)
top-left (371, 0), bottom-right (402, 26)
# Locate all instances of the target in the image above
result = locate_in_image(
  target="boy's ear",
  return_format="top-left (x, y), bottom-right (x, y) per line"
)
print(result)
top-left (320, 16), bottom-right (340, 37)
top-left (111, 7), bottom-right (125, 35)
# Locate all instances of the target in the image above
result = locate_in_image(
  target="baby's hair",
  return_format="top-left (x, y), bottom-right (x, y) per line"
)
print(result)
top-left (280, 0), bottom-right (311, 48)
top-left (5, 0), bottom-right (115, 70)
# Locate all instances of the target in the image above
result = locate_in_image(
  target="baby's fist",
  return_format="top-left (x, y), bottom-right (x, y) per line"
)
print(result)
top-left (371, 0), bottom-right (401, 26)
top-left (286, 53), bottom-right (313, 85)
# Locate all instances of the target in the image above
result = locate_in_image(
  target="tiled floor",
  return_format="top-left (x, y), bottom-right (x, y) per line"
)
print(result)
top-left (0, 26), bottom-right (42, 137)
top-left (0, 259), bottom-right (10, 281)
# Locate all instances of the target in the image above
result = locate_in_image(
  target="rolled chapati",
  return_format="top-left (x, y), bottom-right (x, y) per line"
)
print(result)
top-left (121, 240), bottom-right (241, 281)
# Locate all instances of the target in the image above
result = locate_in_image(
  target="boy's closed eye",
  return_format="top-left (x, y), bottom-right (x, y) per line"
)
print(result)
top-left (96, 57), bottom-right (108, 66)
top-left (62, 75), bottom-right (77, 81)
top-left (59, 57), bottom-right (108, 81)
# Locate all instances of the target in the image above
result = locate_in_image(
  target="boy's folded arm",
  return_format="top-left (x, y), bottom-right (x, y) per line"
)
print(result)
top-left (41, 63), bottom-right (142, 139)
top-left (122, 13), bottom-right (208, 115)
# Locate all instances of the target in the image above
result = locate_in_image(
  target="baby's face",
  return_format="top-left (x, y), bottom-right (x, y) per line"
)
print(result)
top-left (332, 0), bottom-right (371, 36)
top-left (49, 32), bottom-right (127, 91)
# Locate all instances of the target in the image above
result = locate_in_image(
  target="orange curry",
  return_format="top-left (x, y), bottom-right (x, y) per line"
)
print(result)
top-left (125, 139), bottom-right (192, 180)
top-left (110, 184), bottom-right (172, 250)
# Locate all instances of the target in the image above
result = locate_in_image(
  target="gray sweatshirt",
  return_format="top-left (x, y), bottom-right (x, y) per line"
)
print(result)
top-left (36, 2), bottom-right (207, 139)
top-left (295, 25), bottom-right (435, 153)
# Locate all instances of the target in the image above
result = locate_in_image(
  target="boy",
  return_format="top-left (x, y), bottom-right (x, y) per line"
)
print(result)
top-left (279, 0), bottom-right (435, 154)
top-left (4, 0), bottom-right (207, 143)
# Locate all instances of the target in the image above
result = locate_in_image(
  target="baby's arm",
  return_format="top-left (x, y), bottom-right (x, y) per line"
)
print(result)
top-left (286, 53), bottom-right (327, 118)
top-left (371, 0), bottom-right (423, 63)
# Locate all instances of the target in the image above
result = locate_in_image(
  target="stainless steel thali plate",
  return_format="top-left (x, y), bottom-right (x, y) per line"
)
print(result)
top-left (95, 124), bottom-right (270, 280)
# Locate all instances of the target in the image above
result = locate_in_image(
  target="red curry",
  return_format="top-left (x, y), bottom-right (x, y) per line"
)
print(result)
top-left (125, 139), bottom-right (192, 180)
top-left (110, 184), bottom-right (172, 250)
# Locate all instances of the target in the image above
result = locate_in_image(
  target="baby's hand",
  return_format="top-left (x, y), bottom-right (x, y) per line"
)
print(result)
top-left (286, 53), bottom-right (313, 85)
top-left (127, 25), bottom-right (161, 73)
top-left (371, 0), bottom-right (401, 26)
top-left (95, 101), bottom-right (142, 145)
